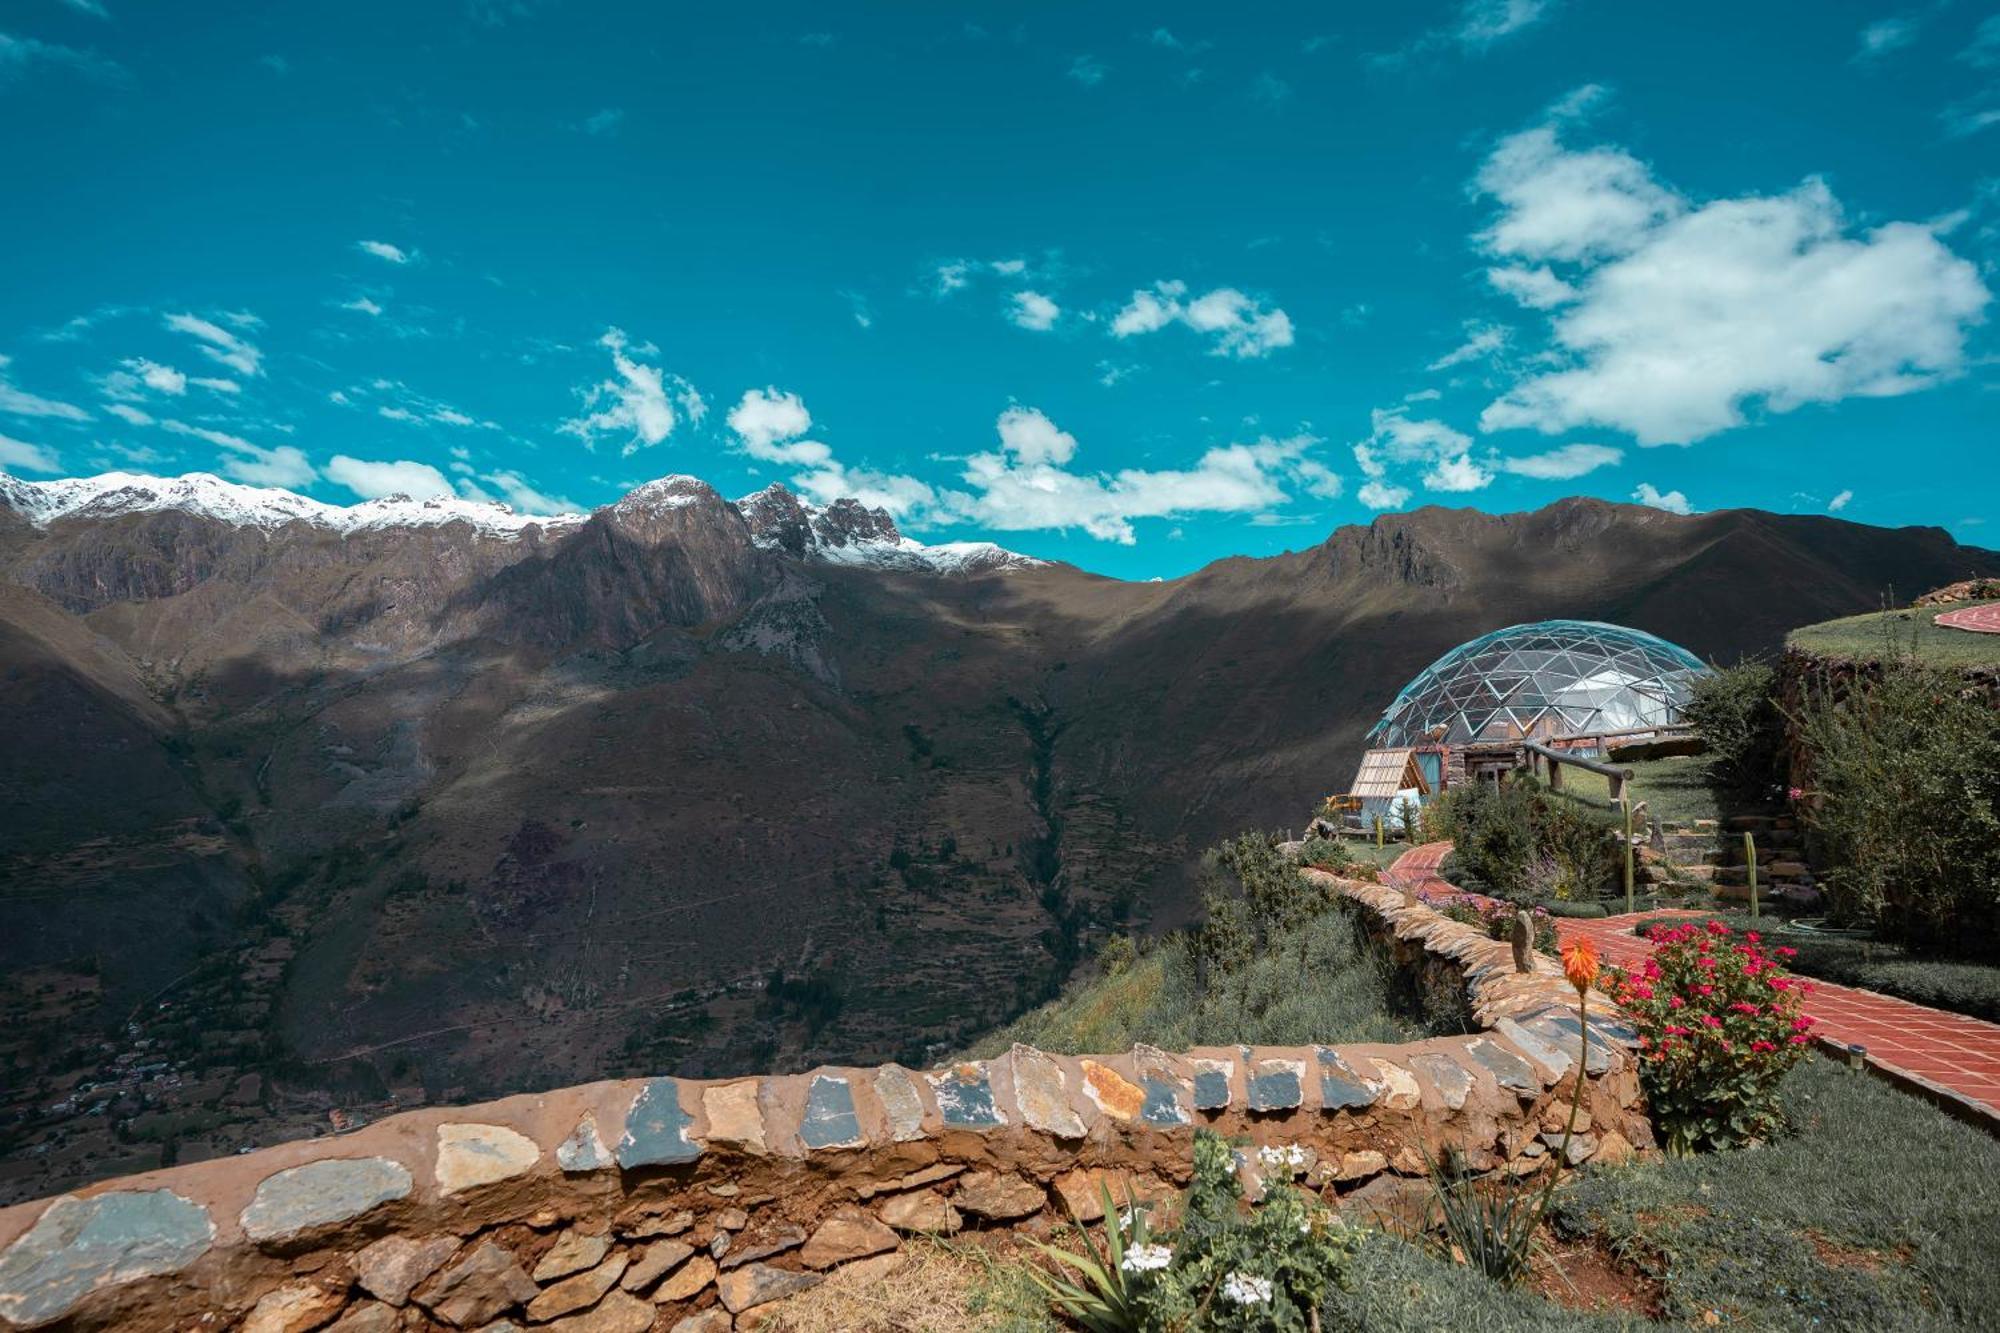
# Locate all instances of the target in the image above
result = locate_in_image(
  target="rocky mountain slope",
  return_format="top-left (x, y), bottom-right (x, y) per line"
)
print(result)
top-left (1, 468), bottom-right (1992, 1202)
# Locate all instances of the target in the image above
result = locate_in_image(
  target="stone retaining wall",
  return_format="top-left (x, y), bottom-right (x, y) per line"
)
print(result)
top-left (0, 876), bottom-right (1653, 1332)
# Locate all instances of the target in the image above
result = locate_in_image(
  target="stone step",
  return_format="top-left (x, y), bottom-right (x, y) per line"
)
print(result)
top-left (1725, 814), bottom-right (1797, 832)
top-left (1712, 865), bottom-right (1814, 888)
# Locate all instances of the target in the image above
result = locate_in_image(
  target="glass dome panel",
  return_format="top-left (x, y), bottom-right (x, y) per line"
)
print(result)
top-left (1369, 620), bottom-right (1709, 748)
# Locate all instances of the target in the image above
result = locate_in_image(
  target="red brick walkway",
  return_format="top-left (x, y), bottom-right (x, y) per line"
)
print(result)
top-left (1385, 843), bottom-right (2000, 1125)
top-left (1935, 603), bottom-right (2000, 634)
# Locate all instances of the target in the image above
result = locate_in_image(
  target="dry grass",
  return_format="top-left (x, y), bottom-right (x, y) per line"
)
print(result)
top-left (757, 1236), bottom-right (1057, 1333)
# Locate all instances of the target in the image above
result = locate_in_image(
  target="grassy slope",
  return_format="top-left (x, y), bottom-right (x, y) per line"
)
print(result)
top-left (1788, 600), bottom-right (2000, 669)
top-left (962, 910), bottom-right (1418, 1059)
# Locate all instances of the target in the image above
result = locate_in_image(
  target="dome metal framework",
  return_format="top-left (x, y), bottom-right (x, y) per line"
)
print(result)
top-left (1369, 619), bottom-right (1709, 750)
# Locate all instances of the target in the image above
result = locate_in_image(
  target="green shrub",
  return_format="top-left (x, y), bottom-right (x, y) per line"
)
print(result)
top-left (1434, 779), bottom-right (1621, 899)
top-left (1794, 656), bottom-right (2000, 959)
top-left (1685, 661), bottom-right (1784, 793)
top-left (1603, 921), bottom-right (1815, 1154)
top-left (1029, 1129), bottom-right (1359, 1332)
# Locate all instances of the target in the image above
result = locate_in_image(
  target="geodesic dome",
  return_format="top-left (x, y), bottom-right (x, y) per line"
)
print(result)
top-left (1368, 620), bottom-right (1708, 749)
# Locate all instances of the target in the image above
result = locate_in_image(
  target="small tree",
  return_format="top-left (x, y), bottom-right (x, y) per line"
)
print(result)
top-left (1686, 662), bottom-right (1785, 793)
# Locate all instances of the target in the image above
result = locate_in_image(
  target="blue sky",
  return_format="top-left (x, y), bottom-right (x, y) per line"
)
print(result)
top-left (1, 1), bottom-right (1995, 579)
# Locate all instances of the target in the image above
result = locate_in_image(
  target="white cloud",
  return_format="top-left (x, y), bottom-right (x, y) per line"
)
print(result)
top-left (1632, 482), bottom-right (1693, 515)
top-left (726, 387), bottom-right (829, 465)
top-left (190, 376), bottom-right (240, 394)
top-left (995, 405), bottom-right (1077, 465)
top-left (126, 358), bottom-right (186, 395)
top-left (62, 0), bottom-right (110, 18)
top-left (1486, 264), bottom-right (1578, 308)
top-left (1423, 453), bottom-right (1494, 492)
top-left (0, 431), bottom-right (62, 473)
top-left (1497, 442), bottom-right (1622, 479)
top-left (479, 470), bottom-right (579, 515)
top-left (933, 260), bottom-right (973, 296)
top-left (104, 402), bottom-right (153, 426)
top-left (1427, 323), bottom-right (1508, 371)
top-left (325, 455), bottom-right (455, 500)
top-left (1856, 18), bottom-right (1917, 60)
top-left (949, 408), bottom-right (1333, 544)
top-left (1455, 0), bottom-right (1557, 48)
top-left (378, 406), bottom-right (420, 423)
top-left (357, 239), bottom-right (412, 264)
top-left (1067, 55), bottom-right (1106, 86)
top-left (161, 419), bottom-right (316, 488)
top-left (561, 327), bottom-right (703, 454)
top-left (1828, 488), bottom-right (1854, 513)
top-left (1963, 15), bottom-right (2000, 67)
top-left (1008, 290), bottom-right (1061, 331)
top-left (0, 31), bottom-right (126, 84)
top-left (163, 312), bottom-right (264, 377)
top-left (581, 107), bottom-right (624, 136)
top-left (0, 358), bottom-right (90, 420)
top-left (1473, 118), bottom-right (1991, 445)
top-left (792, 463), bottom-right (937, 518)
top-left (341, 296), bottom-right (384, 316)
top-left (1353, 407), bottom-right (1472, 468)
top-left (1111, 280), bottom-right (1294, 358)
top-left (1358, 480), bottom-right (1412, 510)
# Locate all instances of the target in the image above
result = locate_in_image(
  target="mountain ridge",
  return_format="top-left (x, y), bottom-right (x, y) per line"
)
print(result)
top-left (0, 483), bottom-right (1994, 1205)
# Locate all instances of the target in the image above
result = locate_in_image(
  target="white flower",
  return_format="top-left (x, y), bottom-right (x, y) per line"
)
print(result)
top-left (1120, 1242), bottom-right (1173, 1274)
top-left (1256, 1143), bottom-right (1310, 1176)
top-left (1221, 1272), bottom-right (1273, 1305)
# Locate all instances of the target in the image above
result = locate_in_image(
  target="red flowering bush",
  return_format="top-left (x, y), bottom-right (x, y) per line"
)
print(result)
top-left (1602, 920), bottom-right (1816, 1154)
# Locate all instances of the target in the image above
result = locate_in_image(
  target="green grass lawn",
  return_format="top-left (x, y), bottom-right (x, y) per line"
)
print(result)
top-left (1788, 600), bottom-right (2000, 670)
top-left (1554, 753), bottom-right (1722, 827)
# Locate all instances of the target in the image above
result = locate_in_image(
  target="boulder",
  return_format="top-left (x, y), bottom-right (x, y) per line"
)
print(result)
top-left (800, 1208), bottom-right (900, 1269)
top-left (355, 1234), bottom-right (458, 1306)
top-left (952, 1171), bottom-right (1045, 1221)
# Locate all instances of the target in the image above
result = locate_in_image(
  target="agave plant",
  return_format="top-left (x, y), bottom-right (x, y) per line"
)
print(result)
top-left (1022, 1182), bottom-right (1156, 1333)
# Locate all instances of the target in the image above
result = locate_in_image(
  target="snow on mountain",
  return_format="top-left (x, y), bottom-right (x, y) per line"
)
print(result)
top-left (0, 469), bottom-right (1044, 573)
top-left (736, 484), bottom-right (1044, 575)
top-left (0, 471), bottom-right (587, 538)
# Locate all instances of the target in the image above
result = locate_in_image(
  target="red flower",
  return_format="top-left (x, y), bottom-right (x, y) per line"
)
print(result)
top-left (1562, 939), bottom-right (1600, 996)
top-left (1751, 1040), bottom-right (1777, 1053)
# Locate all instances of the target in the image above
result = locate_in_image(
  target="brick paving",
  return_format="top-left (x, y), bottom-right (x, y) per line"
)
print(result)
top-left (1935, 603), bottom-right (2000, 633)
top-left (1385, 842), bottom-right (2000, 1125)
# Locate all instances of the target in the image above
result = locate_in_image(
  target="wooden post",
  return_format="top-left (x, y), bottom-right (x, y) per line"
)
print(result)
top-left (1547, 757), bottom-right (1563, 792)
top-left (1623, 798), bottom-right (1637, 916)
top-left (1607, 772), bottom-right (1624, 805)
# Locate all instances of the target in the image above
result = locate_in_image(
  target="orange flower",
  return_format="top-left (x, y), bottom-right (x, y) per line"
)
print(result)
top-left (1561, 939), bottom-right (1599, 996)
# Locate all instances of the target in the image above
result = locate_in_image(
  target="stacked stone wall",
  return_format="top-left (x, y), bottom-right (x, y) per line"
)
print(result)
top-left (0, 875), bottom-right (1653, 1332)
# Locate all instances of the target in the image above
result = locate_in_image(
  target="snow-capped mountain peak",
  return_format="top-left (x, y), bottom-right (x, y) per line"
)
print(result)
top-left (0, 470), bottom-right (588, 538)
top-left (736, 484), bottom-right (1043, 575)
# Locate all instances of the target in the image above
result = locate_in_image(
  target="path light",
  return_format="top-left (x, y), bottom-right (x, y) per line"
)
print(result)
top-left (1847, 1043), bottom-right (1867, 1072)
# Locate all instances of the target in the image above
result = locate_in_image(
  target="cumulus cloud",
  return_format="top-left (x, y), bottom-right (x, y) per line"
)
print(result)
top-left (726, 387), bottom-right (830, 466)
top-left (1473, 115), bottom-right (1991, 444)
top-left (163, 312), bottom-right (264, 377)
top-left (357, 239), bottom-right (412, 264)
top-left (0, 356), bottom-right (90, 420)
top-left (0, 431), bottom-right (62, 473)
top-left (949, 407), bottom-right (1336, 544)
top-left (1632, 482), bottom-right (1693, 514)
top-left (1828, 488), bottom-right (1854, 513)
top-left (1351, 406), bottom-right (1493, 497)
top-left (1455, 0), bottom-right (1558, 49)
top-left (1358, 480), bottom-right (1412, 510)
top-left (1111, 280), bottom-right (1294, 358)
top-left (1485, 264), bottom-right (1577, 308)
top-left (127, 359), bottom-right (186, 395)
top-left (1497, 442), bottom-right (1623, 479)
top-left (561, 328), bottom-right (704, 454)
top-left (1009, 290), bottom-right (1062, 331)
top-left (161, 419), bottom-right (316, 488)
top-left (325, 455), bottom-right (456, 500)
top-left (341, 296), bottom-right (384, 316)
